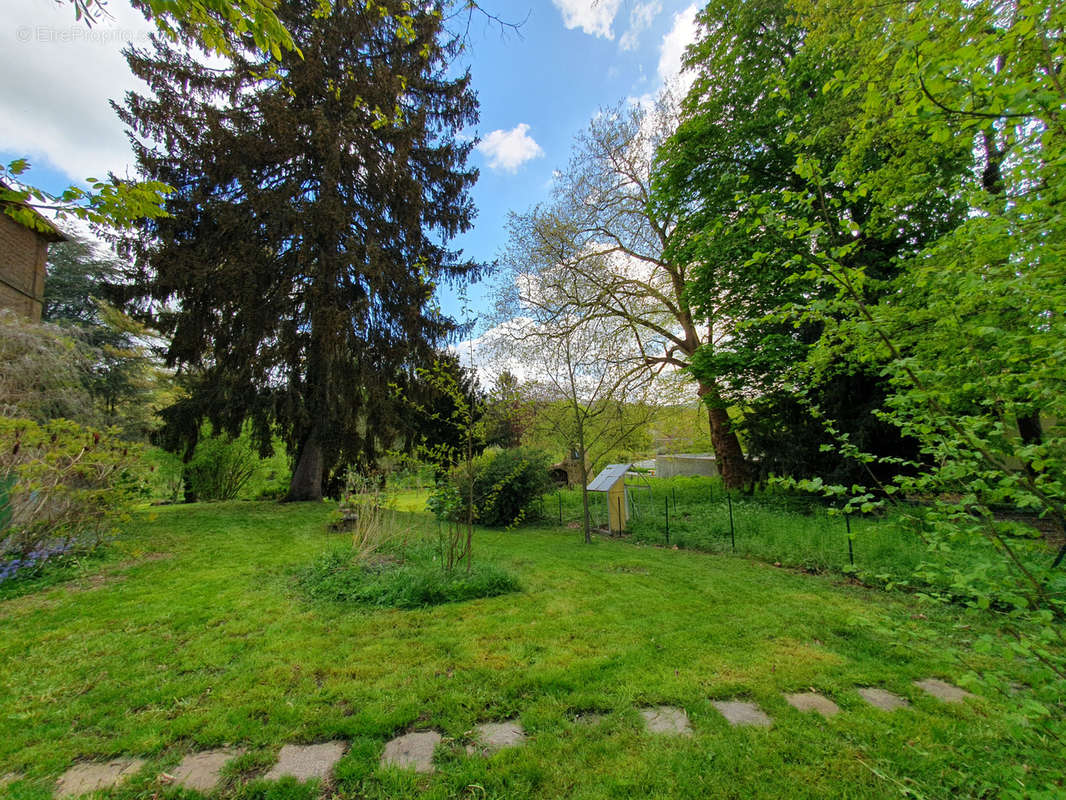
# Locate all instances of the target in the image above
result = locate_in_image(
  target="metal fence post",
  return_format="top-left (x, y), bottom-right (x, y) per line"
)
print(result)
top-left (665, 497), bottom-right (670, 545)
top-left (727, 493), bottom-right (735, 552)
top-left (846, 513), bottom-right (854, 566)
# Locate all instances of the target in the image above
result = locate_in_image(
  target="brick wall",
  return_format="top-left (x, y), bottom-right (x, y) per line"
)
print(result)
top-left (0, 213), bottom-right (47, 322)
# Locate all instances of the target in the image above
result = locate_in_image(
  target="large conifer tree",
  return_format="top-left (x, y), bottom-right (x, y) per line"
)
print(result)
top-left (117, 0), bottom-right (480, 500)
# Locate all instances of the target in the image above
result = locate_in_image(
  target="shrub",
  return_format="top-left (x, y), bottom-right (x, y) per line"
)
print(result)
top-left (437, 447), bottom-right (551, 528)
top-left (184, 434), bottom-right (259, 501)
top-left (142, 446), bottom-right (184, 504)
top-left (0, 311), bottom-right (95, 424)
top-left (0, 417), bottom-right (142, 582)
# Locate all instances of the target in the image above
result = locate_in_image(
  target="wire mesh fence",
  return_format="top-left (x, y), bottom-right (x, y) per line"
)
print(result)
top-left (548, 476), bottom-right (935, 580)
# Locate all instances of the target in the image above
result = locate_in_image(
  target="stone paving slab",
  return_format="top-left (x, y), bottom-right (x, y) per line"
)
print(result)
top-left (858, 687), bottom-right (910, 711)
top-left (168, 748), bottom-right (245, 793)
top-left (265, 742), bottom-right (346, 783)
top-left (467, 720), bottom-right (526, 755)
top-left (640, 706), bottom-right (692, 736)
top-left (380, 731), bottom-right (441, 774)
top-left (915, 678), bottom-right (973, 703)
top-left (574, 711), bottom-right (607, 725)
top-left (785, 692), bottom-right (840, 718)
top-left (56, 758), bottom-right (146, 798)
top-left (712, 700), bottom-right (773, 728)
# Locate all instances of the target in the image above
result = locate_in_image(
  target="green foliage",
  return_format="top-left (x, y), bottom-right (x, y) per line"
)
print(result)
top-left (522, 396), bottom-right (654, 471)
top-left (42, 238), bottom-right (177, 439)
top-left (653, 0), bottom-right (961, 486)
top-left (184, 434), bottom-right (260, 502)
top-left (0, 417), bottom-right (142, 580)
top-left (297, 543), bottom-right (519, 609)
top-left (118, 1), bottom-right (481, 501)
top-left (0, 311), bottom-right (95, 424)
top-left (141, 446), bottom-right (185, 504)
top-left (785, 0), bottom-right (1066, 654)
top-left (481, 370), bottom-right (532, 449)
top-left (657, 0), bottom-right (1066, 713)
top-left (1, 161), bottom-right (172, 234)
top-left (646, 404), bottom-right (714, 454)
top-left (464, 447), bottom-right (553, 528)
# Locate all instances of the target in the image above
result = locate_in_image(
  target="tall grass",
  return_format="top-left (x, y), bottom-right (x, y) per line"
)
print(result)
top-left (550, 475), bottom-right (1047, 602)
top-left (330, 471), bottom-right (411, 560)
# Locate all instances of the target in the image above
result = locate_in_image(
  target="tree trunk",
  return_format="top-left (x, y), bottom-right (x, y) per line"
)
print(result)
top-left (577, 426), bottom-right (592, 544)
top-left (286, 425), bottom-right (324, 501)
top-left (697, 381), bottom-right (750, 490)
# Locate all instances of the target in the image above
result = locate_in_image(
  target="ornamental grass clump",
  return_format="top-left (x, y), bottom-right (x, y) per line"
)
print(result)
top-left (307, 471), bottom-right (518, 608)
top-left (0, 417), bottom-right (143, 583)
top-left (329, 470), bottom-right (409, 560)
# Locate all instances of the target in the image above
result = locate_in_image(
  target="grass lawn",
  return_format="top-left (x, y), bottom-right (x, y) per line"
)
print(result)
top-left (0, 501), bottom-right (1060, 798)
top-left (553, 477), bottom-right (1059, 607)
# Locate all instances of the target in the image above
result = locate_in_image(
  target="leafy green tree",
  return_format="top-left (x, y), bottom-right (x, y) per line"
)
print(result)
top-left (42, 238), bottom-right (174, 438)
top-left (118, 0), bottom-right (481, 501)
top-left (664, 0), bottom-right (1065, 722)
top-left (779, 0), bottom-right (1066, 622)
top-left (41, 239), bottom-right (119, 326)
top-left (481, 370), bottom-right (532, 450)
top-left (652, 0), bottom-right (968, 485)
top-left (398, 352), bottom-right (485, 477)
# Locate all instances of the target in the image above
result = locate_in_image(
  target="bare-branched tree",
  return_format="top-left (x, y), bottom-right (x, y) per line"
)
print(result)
top-left (503, 93), bottom-right (750, 488)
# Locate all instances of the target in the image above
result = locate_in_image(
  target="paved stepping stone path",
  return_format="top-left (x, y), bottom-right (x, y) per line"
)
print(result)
top-left (265, 742), bottom-right (346, 783)
top-left (640, 706), bottom-right (692, 736)
top-left (915, 678), bottom-right (973, 703)
top-left (55, 758), bottom-right (145, 798)
top-left (40, 678), bottom-right (980, 792)
top-left (467, 720), bottom-right (526, 755)
top-left (381, 731), bottom-right (442, 774)
top-left (167, 748), bottom-right (245, 793)
top-left (785, 692), bottom-right (840, 718)
top-left (858, 687), bottom-right (910, 711)
top-left (712, 700), bottom-right (773, 728)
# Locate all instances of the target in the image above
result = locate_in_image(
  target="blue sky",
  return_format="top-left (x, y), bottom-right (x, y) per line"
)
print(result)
top-left (0, 0), bottom-right (699, 333)
top-left (446, 1), bottom-right (699, 331)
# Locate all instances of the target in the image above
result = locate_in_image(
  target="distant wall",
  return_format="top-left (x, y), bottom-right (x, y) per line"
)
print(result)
top-left (655, 453), bottom-right (719, 478)
top-left (0, 214), bottom-right (47, 322)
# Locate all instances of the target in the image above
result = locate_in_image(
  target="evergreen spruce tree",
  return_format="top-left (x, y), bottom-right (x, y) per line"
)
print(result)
top-left (116, 0), bottom-right (481, 500)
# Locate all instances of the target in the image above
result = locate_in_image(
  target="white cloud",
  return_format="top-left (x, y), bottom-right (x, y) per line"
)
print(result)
top-left (476, 124), bottom-right (544, 173)
top-left (619, 1), bottom-right (663, 52)
top-left (657, 3), bottom-right (700, 94)
top-left (0, 0), bottom-right (155, 182)
top-left (452, 317), bottom-right (537, 386)
top-left (552, 0), bottom-right (622, 39)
